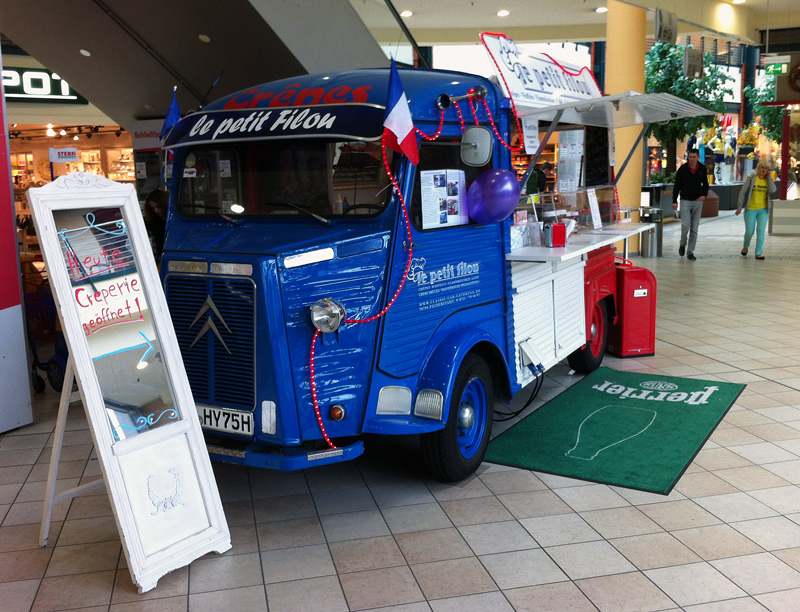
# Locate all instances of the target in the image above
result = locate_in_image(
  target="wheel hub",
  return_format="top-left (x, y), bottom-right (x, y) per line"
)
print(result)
top-left (590, 322), bottom-right (597, 339)
top-left (458, 404), bottom-right (475, 430)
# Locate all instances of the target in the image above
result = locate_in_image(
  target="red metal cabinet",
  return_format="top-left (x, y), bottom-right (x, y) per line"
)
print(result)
top-left (607, 266), bottom-right (656, 358)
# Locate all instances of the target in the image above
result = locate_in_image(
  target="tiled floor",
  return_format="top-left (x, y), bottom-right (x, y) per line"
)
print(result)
top-left (6, 210), bottom-right (800, 610)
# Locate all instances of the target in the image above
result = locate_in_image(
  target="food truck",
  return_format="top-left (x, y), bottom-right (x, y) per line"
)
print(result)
top-left (159, 36), bottom-right (711, 480)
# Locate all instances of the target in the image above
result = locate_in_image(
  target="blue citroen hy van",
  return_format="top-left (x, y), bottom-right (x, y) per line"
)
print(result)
top-left (160, 67), bottom-right (619, 480)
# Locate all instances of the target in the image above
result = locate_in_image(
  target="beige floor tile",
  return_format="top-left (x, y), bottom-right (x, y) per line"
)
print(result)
top-left (0, 521), bottom-right (62, 552)
top-left (683, 598), bottom-right (771, 611)
top-left (32, 569), bottom-right (116, 611)
top-left (394, 527), bottom-right (472, 564)
top-left (425, 475), bottom-right (492, 502)
top-left (710, 427), bottom-right (765, 447)
top-left (439, 496), bottom-right (513, 527)
top-left (712, 552), bottom-right (800, 595)
top-left (713, 465), bottom-right (792, 491)
top-left (330, 535), bottom-right (406, 573)
top-left (675, 471), bottom-right (740, 498)
top-left (56, 515), bottom-right (120, 546)
top-left (579, 506), bottom-right (663, 539)
top-left (478, 469), bottom-right (546, 495)
top-left (637, 500), bottom-right (723, 531)
top-left (0, 579), bottom-right (40, 612)
top-left (458, 521), bottom-right (537, 556)
top-left (410, 557), bottom-right (496, 600)
top-left (110, 565), bottom-right (188, 603)
top-left (749, 486), bottom-right (800, 514)
top-left (762, 460), bottom-right (800, 484)
top-left (742, 423), bottom-right (800, 442)
top-left (261, 543), bottom-right (335, 585)
top-left (504, 581), bottom-right (596, 612)
top-left (252, 493), bottom-right (316, 523)
top-left (369, 482), bottom-right (436, 508)
top-left (429, 591), bottom-right (513, 612)
top-left (497, 490), bottom-right (573, 519)
top-left (644, 562), bottom-right (747, 607)
top-left (735, 395), bottom-right (788, 410)
top-left (728, 442), bottom-right (800, 465)
top-left (266, 575), bottom-right (348, 612)
top-left (320, 509), bottom-right (390, 543)
top-left (576, 571), bottom-right (677, 612)
top-left (109, 595), bottom-right (187, 612)
top-left (519, 513), bottom-right (601, 547)
top-left (673, 524), bottom-right (764, 560)
top-left (189, 552), bottom-right (263, 594)
top-left (480, 548), bottom-right (567, 589)
top-left (45, 540), bottom-right (120, 576)
top-left (312, 487), bottom-right (376, 515)
top-left (188, 585), bottom-right (267, 612)
top-left (546, 540), bottom-right (636, 579)
top-left (755, 588), bottom-right (800, 612)
top-left (693, 448), bottom-right (754, 471)
top-left (256, 517), bottom-right (324, 551)
top-left (553, 484), bottom-right (629, 512)
top-left (0, 547), bottom-right (53, 582)
top-left (382, 502), bottom-right (453, 534)
top-left (610, 531), bottom-right (702, 570)
top-left (731, 517), bottom-right (800, 551)
top-left (725, 410), bottom-right (776, 427)
top-left (694, 492), bottom-right (780, 523)
top-left (611, 487), bottom-right (686, 506)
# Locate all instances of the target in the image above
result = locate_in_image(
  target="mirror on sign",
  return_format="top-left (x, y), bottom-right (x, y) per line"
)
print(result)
top-left (53, 207), bottom-right (181, 442)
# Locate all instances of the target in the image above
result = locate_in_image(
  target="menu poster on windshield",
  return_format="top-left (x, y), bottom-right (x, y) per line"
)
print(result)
top-left (27, 172), bottom-right (230, 594)
top-left (420, 169), bottom-right (468, 229)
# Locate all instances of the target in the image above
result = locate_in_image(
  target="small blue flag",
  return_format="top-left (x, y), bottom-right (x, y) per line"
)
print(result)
top-left (160, 86), bottom-right (181, 141)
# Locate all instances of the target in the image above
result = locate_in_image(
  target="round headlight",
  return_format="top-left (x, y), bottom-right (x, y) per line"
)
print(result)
top-left (310, 298), bottom-right (344, 333)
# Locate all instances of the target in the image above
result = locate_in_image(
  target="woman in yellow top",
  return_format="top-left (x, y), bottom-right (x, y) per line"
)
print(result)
top-left (736, 161), bottom-right (777, 260)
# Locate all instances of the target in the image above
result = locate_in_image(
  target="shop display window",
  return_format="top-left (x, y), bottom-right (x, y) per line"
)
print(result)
top-left (10, 152), bottom-right (35, 187)
top-left (107, 148), bottom-right (135, 182)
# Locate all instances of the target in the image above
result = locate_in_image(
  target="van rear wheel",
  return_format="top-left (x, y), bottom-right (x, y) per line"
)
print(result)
top-left (567, 299), bottom-right (608, 373)
top-left (421, 354), bottom-right (494, 481)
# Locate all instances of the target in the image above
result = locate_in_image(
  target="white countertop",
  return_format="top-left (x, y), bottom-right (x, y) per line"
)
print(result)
top-left (506, 222), bottom-right (655, 263)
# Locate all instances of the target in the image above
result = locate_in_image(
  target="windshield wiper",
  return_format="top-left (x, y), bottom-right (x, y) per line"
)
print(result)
top-left (218, 211), bottom-right (239, 225)
top-left (273, 201), bottom-right (331, 225)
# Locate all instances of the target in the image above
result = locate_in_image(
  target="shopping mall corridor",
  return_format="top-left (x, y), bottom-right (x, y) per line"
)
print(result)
top-left (5, 211), bottom-right (800, 611)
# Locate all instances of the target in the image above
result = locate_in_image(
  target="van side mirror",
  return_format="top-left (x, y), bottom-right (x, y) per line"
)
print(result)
top-left (461, 126), bottom-right (493, 167)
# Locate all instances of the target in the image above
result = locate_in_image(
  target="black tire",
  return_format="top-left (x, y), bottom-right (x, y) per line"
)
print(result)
top-left (46, 359), bottom-right (64, 393)
top-left (32, 373), bottom-right (46, 394)
top-left (567, 299), bottom-right (608, 374)
top-left (421, 354), bottom-right (494, 481)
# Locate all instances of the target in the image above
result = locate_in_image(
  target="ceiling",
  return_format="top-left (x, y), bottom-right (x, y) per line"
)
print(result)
top-left (1, 0), bottom-right (795, 133)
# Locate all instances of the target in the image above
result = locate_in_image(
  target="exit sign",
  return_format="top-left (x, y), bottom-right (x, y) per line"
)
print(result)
top-left (767, 64), bottom-right (788, 75)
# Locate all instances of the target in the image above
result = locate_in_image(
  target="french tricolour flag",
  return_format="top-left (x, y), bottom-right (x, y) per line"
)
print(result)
top-left (383, 60), bottom-right (419, 166)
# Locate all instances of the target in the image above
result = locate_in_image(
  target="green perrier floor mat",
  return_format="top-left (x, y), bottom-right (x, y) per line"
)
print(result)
top-left (486, 367), bottom-right (745, 494)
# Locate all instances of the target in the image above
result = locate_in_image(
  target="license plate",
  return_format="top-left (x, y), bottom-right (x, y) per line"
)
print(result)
top-left (197, 404), bottom-right (254, 436)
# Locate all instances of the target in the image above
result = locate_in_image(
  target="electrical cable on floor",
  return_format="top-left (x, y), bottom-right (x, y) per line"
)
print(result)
top-left (493, 372), bottom-right (544, 422)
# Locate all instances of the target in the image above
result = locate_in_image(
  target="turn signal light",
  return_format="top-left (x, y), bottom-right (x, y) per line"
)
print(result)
top-left (330, 405), bottom-right (346, 421)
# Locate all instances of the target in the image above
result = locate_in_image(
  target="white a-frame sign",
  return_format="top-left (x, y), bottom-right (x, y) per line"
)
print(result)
top-left (27, 173), bottom-right (230, 592)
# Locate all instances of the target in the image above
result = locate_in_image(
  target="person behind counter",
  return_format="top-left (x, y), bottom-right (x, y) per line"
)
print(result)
top-left (672, 148), bottom-right (709, 262)
top-left (143, 189), bottom-right (168, 260)
top-left (526, 162), bottom-right (554, 195)
top-left (736, 161), bottom-right (776, 260)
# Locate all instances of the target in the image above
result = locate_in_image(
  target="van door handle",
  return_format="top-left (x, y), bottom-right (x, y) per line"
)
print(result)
top-left (403, 241), bottom-right (419, 251)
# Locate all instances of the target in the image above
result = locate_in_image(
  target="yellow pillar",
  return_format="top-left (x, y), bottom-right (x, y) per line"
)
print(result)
top-left (605, 0), bottom-right (646, 254)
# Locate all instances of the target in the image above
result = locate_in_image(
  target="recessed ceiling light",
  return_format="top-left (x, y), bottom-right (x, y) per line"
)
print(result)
top-left (79, 49), bottom-right (91, 57)
top-left (73, 135), bottom-right (79, 141)
top-left (144, 104), bottom-right (155, 111)
top-left (595, 6), bottom-right (608, 12)
top-left (400, 10), bottom-right (412, 17)
top-left (198, 34), bottom-right (211, 43)
top-left (59, 129), bottom-right (67, 136)
top-left (46, 128), bottom-right (55, 137)
top-left (732, 0), bottom-right (745, 3)
top-left (47, 123), bottom-right (53, 128)
top-left (497, 9), bottom-right (510, 17)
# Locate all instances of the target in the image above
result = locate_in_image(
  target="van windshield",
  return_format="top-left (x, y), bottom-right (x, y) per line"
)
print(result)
top-left (178, 140), bottom-right (394, 219)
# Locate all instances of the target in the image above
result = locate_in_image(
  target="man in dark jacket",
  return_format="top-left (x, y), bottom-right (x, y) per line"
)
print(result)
top-left (672, 149), bottom-right (709, 261)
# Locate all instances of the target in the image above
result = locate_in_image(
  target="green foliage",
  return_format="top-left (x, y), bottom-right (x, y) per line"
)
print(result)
top-left (644, 42), bottom-right (733, 145)
top-left (743, 77), bottom-right (783, 144)
top-left (649, 170), bottom-right (677, 184)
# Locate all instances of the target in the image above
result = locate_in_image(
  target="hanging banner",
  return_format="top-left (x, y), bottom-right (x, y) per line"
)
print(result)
top-left (49, 147), bottom-right (78, 163)
top-left (521, 117), bottom-right (540, 154)
top-left (482, 33), bottom-right (602, 109)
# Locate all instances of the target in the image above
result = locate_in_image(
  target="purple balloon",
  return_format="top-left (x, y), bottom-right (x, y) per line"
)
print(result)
top-left (466, 169), bottom-right (521, 225)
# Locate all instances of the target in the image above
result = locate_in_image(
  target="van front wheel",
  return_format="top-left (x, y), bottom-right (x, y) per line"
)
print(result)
top-left (421, 354), bottom-right (494, 481)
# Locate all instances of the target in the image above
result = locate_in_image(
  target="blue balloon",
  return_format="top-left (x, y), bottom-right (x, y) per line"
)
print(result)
top-left (466, 169), bottom-right (520, 224)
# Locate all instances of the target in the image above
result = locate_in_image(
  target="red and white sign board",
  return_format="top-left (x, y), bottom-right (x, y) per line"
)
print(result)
top-left (482, 33), bottom-right (602, 109)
